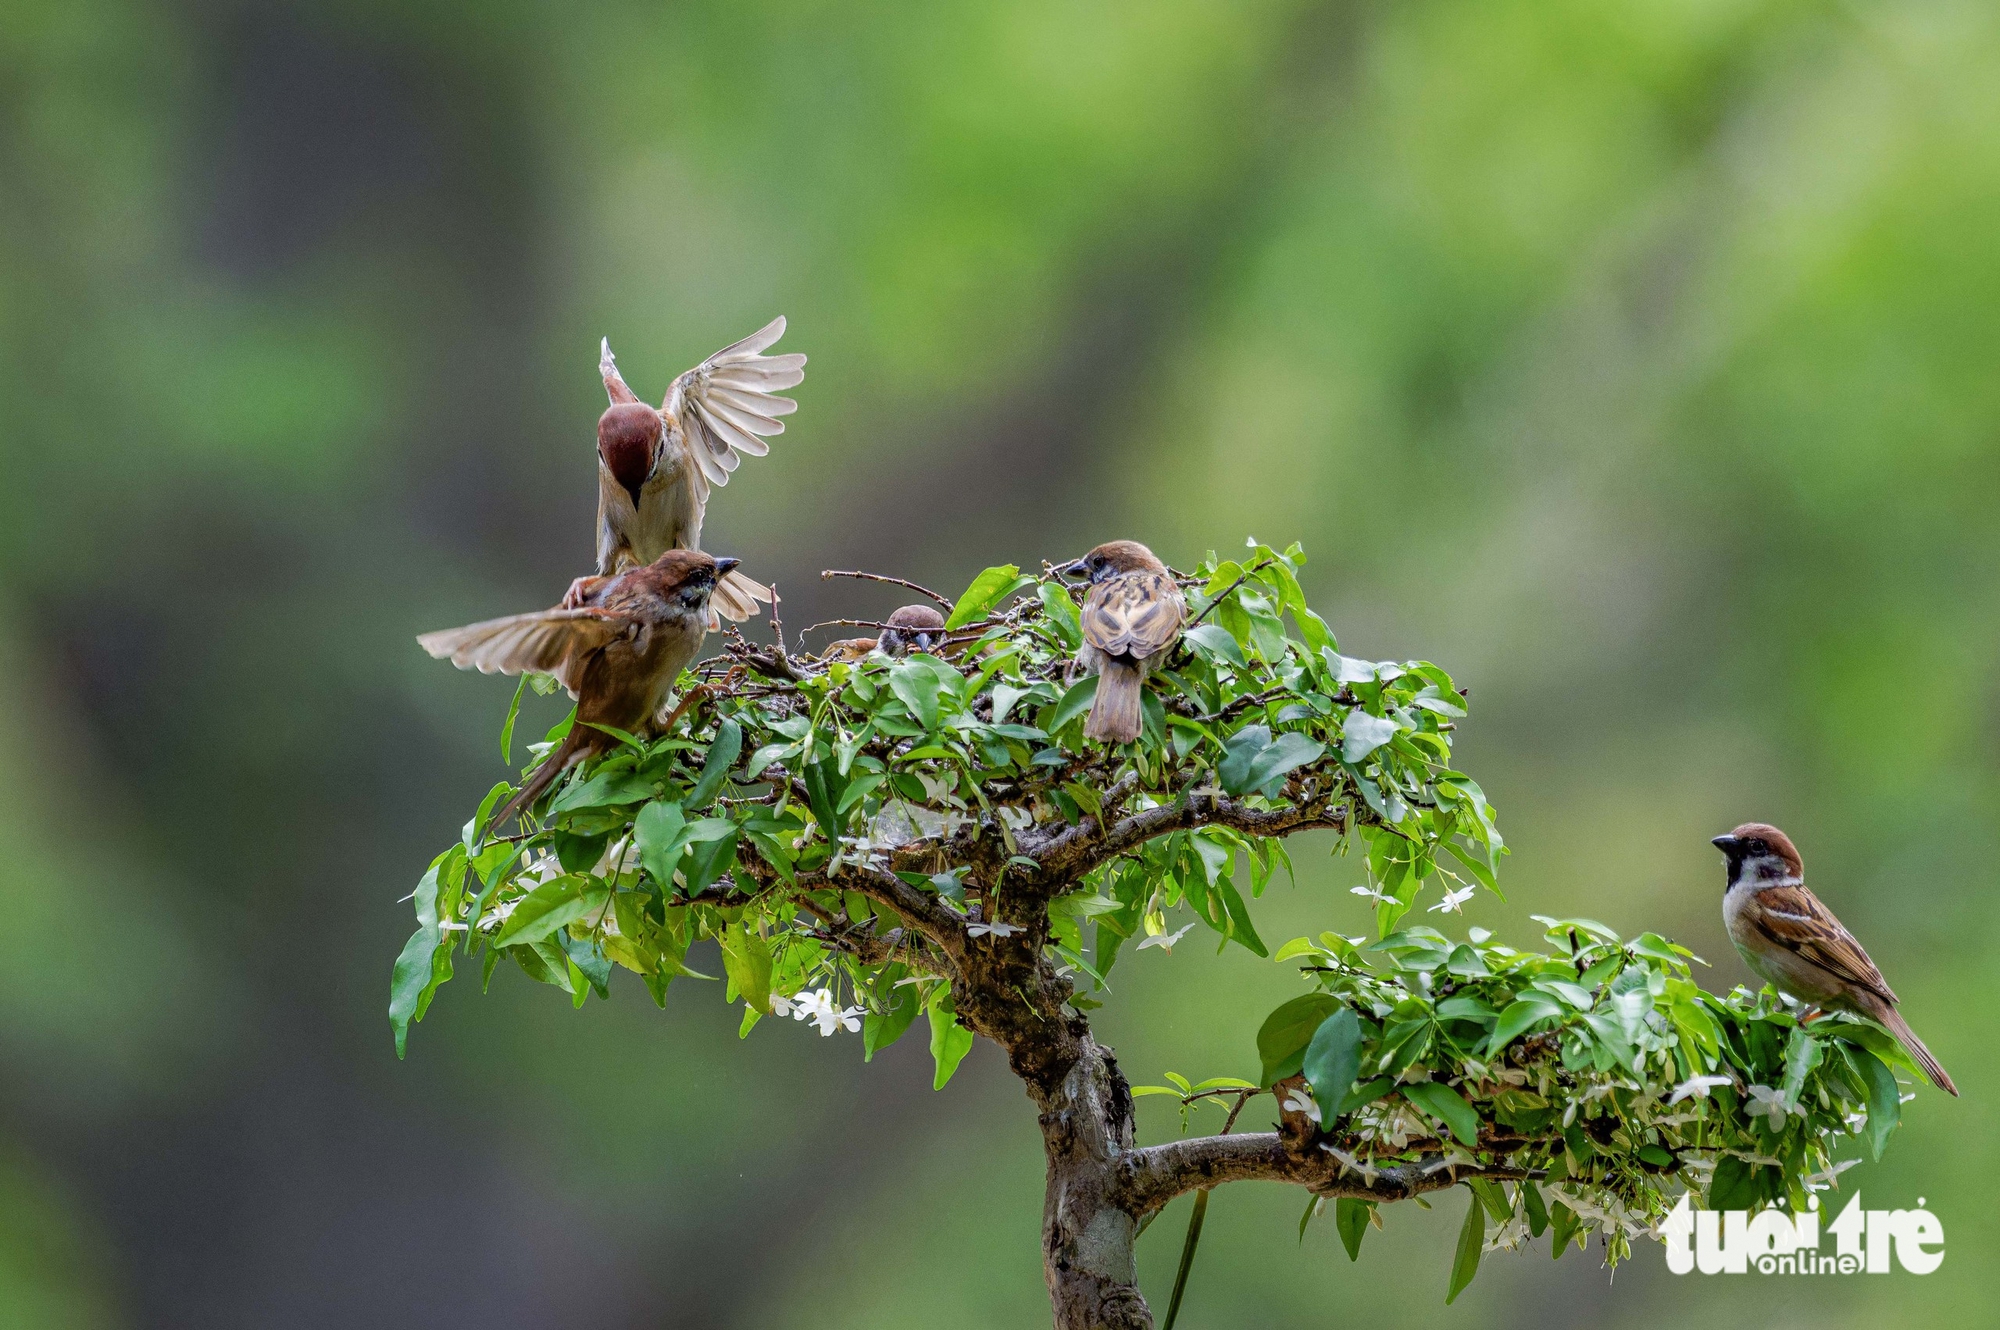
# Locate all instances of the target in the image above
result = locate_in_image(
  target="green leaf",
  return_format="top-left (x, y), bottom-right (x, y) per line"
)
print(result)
top-left (1047, 675), bottom-right (1099, 736)
top-left (547, 768), bottom-right (655, 814)
top-left (1847, 1043), bottom-right (1900, 1161)
top-left (1708, 1155), bottom-right (1759, 1210)
top-left (635, 799), bottom-right (689, 884)
top-left (1485, 995), bottom-right (1563, 1056)
top-left (1214, 876), bottom-right (1268, 957)
top-left (499, 674), bottom-right (528, 763)
top-left (1302, 1007), bottom-right (1363, 1123)
top-left (1467, 1178), bottom-right (1512, 1225)
top-left (864, 969), bottom-right (922, 1061)
top-left (494, 876), bottom-right (609, 948)
top-left (1335, 1198), bottom-right (1372, 1261)
top-left (1184, 622), bottom-right (1246, 670)
top-left (686, 719), bottom-right (742, 809)
top-left (388, 858), bottom-right (451, 1057)
top-left (928, 995), bottom-right (975, 1089)
top-left (889, 660), bottom-right (945, 730)
top-left (682, 830), bottom-right (739, 898)
top-left (1549, 1201), bottom-right (1580, 1259)
top-left (1341, 711), bottom-right (1401, 763)
top-left (721, 920), bottom-right (772, 1015)
top-left (1446, 1188), bottom-right (1484, 1304)
top-left (1402, 1080), bottom-right (1480, 1147)
top-left (1520, 1180), bottom-right (1548, 1237)
top-left (1038, 582), bottom-right (1082, 648)
top-left (946, 565), bottom-right (1027, 629)
top-left (1256, 993), bottom-right (1338, 1086)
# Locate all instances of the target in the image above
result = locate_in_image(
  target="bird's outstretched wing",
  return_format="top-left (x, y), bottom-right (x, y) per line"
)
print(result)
top-left (417, 608), bottom-right (629, 698)
top-left (1750, 883), bottom-right (1898, 1005)
top-left (1082, 571), bottom-right (1184, 663)
top-left (666, 316), bottom-right (807, 488)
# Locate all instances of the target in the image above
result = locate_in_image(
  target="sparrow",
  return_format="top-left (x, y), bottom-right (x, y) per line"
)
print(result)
top-left (818, 604), bottom-right (947, 663)
top-left (420, 550), bottom-right (736, 830)
top-left (1715, 823), bottom-right (1956, 1095)
top-left (1059, 541), bottom-right (1185, 744)
top-left (565, 318), bottom-right (804, 623)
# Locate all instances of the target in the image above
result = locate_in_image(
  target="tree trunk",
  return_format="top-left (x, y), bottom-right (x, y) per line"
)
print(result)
top-left (1038, 1035), bottom-right (1152, 1329)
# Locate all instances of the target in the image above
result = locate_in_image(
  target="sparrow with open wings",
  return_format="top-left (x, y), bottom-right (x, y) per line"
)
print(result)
top-left (420, 550), bottom-right (737, 831)
top-left (1060, 541), bottom-right (1185, 744)
top-left (1715, 822), bottom-right (1956, 1095)
top-left (563, 318), bottom-right (804, 623)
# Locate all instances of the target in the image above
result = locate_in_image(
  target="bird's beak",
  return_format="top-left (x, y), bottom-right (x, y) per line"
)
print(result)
top-left (713, 557), bottom-right (741, 576)
top-left (1711, 834), bottom-right (1742, 852)
top-left (1058, 559), bottom-right (1088, 580)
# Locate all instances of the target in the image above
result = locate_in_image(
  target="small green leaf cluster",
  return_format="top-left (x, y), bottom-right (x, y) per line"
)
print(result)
top-left (391, 541), bottom-right (1504, 1076)
top-left (1258, 915), bottom-right (1914, 1288)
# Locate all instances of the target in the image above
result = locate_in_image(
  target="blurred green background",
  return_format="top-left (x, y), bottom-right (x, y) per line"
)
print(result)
top-left (2, 0), bottom-right (1994, 1324)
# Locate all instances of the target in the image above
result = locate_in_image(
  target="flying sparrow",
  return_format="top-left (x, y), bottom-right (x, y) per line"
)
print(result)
top-left (566, 319), bottom-right (804, 623)
top-left (1715, 822), bottom-right (1956, 1095)
top-left (420, 550), bottom-right (737, 830)
top-left (1059, 541), bottom-right (1185, 744)
top-left (817, 604), bottom-right (948, 663)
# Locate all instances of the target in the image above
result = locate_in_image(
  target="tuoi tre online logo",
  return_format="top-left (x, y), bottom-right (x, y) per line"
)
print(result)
top-left (1661, 1192), bottom-right (1942, 1275)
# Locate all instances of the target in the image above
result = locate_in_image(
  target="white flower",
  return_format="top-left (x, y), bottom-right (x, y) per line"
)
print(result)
top-left (438, 920), bottom-right (469, 933)
top-left (1280, 1087), bottom-right (1323, 1123)
top-left (1136, 923), bottom-right (1196, 952)
top-left (769, 993), bottom-right (796, 1018)
top-left (1428, 886), bottom-right (1476, 914)
top-left (1319, 1145), bottom-right (1378, 1186)
top-left (1349, 884), bottom-right (1390, 904)
top-left (1742, 1084), bottom-right (1796, 1128)
top-left (788, 987), bottom-right (863, 1036)
top-left (968, 920), bottom-right (1022, 939)
top-left (1667, 1074), bottom-right (1734, 1105)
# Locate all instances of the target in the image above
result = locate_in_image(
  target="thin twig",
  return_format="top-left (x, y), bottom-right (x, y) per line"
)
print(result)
top-left (1161, 1087), bottom-right (1255, 1330)
top-left (1183, 558), bottom-right (1273, 631)
top-left (820, 569), bottom-right (953, 609)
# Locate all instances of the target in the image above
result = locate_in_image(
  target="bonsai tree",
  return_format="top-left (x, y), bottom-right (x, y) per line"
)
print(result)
top-left (394, 541), bottom-right (1922, 1329)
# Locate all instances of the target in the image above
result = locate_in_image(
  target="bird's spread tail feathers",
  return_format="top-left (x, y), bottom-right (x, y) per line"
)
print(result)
top-left (1084, 661), bottom-right (1143, 744)
top-left (1875, 1003), bottom-right (1958, 1096)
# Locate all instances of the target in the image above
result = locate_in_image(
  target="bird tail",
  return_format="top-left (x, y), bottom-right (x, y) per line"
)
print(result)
top-left (484, 728), bottom-right (591, 840)
top-left (1084, 661), bottom-right (1144, 744)
top-left (1873, 1002), bottom-right (1958, 1097)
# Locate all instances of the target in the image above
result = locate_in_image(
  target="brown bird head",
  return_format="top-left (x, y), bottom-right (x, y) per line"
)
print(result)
top-left (598, 402), bottom-right (664, 509)
top-left (1060, 540), bottom-right (1167, 585)
top-left (642, 549), bottom-right (738, 612)
top-left (1711, 822), bottom-right (1804, 890)
top-left (880, 604), bottom-right (947, 656)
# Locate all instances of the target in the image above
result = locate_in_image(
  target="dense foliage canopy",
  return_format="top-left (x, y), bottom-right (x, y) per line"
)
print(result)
top-left (393, 541), bottom-right (1917, 1301)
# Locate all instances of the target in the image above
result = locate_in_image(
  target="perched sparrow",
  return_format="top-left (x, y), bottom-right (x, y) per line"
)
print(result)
top-left (879, 604), bottom-right (947, 656)
top-left (1715, 823), bottom-right (1956, 1095)
top-left (1059, 541), bottom-right (1185, 744)
top-left (420, 550), bottom-right (736, 830)
top-left (569, 319), bottom-right (804, 622)
top-left (817, 605), bottom-right (947, 663)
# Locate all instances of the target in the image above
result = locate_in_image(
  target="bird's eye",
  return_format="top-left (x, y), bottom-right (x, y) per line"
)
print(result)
top-left (1749, 839), bottom-right (1767, 854)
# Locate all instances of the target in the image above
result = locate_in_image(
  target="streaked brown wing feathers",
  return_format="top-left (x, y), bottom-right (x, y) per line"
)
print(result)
top-left (1752, 884), bottom-right (1896, 1003)
top-left (1082, 572), bottom-right (1184, 661)
top-left (417, 608), bottom-right (629, 697)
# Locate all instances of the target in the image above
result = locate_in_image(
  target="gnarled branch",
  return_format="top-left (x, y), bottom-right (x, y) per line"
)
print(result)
top-left (1030, 788), bottom-right (1350, 883)
top-left (1116, 1132), bottom-right (1543, 1220)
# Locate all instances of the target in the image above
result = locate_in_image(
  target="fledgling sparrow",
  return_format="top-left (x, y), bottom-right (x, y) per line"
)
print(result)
top-left (1059, 541), bottom-right (1185, 744)
top-left (565, 319), bottom-right (804, 623)
top-left (420, 550), bottom-right (736, 830)
top-left (818, 605), bottom-right (948, 663)
top-left (1715, 823), bottom-right (1957, 1095)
